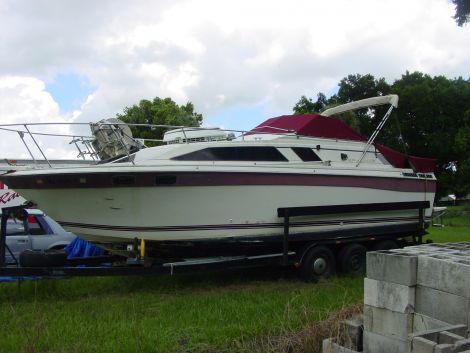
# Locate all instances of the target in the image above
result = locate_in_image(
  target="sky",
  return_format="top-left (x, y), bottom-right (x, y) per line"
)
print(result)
top-left (0, 0), bottom-right (469, 159)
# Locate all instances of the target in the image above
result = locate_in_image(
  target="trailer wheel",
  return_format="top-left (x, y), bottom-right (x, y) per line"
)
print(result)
top-left (19, 249), bottom-right (67, 267)
top-left (338, 244), bottom-right (366, 276)
top-left (372, 239), bottom-right (398, 251)
top-left (300, 246), bottom-right (336, 282)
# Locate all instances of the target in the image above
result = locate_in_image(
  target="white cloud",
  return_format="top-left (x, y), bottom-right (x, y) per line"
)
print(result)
top-left (0, 0), bottom-right (469, 157)
top-left (0, 76), bottom-right (79, 158)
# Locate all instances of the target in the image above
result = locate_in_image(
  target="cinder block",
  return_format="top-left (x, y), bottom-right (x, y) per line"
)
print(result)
top-left (364, 278), bottom-right (415, 313)
top-left (415, 286), bottom-right (469, 325)
top-left (455, 339), bottom-right (470, 351)
top-left (338, 315), bottom-right (363, 351)
top-left (417, 255), bottom-right (470, 298)
top-left (322, 338), bottom-right (360, 353)
top-left (366, 251), bottom-right (418, 286)
top-left (434, 343), bottom-right (454, 353)
top-left (363, 330), bottom-right (407, 353)
top-left (409, 326), bottom-right (470, 353)
top-left (438, 331), bottom-right (466, 344)
top-left (411, 336), bottom-right (436, 353)
top-left (468, 300), bottom-right (470, 329)
top-left (363, 305), bottom-right (413, 339)
top-left (409, 324), bottom-right (469, 344)
top-left (413, 313), bottom-right (451, 332)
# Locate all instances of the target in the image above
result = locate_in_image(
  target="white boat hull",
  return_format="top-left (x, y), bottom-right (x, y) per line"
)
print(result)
top-left (12, 181), bottom-right (434, 244)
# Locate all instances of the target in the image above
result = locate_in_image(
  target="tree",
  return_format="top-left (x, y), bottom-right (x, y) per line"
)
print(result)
top-left (116, 97), bottom-right (203, 145)
top-left (334, 74), bottom-right (392, 137)
top-left (293, 74), bottom-right (391, 136)
top-left (336, 74), bottom-right (390, 104)
top-left (453, 109), bottom-right (470, 195)
top-left (452, 0), bottom-right (470, 26)
top-left (292, 72), bottom-right (470, 197)
top-left (391, 72), bottom-right (470, 197)
top-left (293, 93), bottom-right (327, 114)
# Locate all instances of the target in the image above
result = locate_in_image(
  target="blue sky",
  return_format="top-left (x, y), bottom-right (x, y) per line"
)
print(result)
top-left (45, 73), bottom-right (95, 113)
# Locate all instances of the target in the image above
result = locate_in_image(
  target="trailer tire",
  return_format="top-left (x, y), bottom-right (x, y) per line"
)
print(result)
top-left (300, 246), bottom-right (336, 282)
top-left (19, 249), bottom-right (67, 267)
top-left (337, 244), bottom-right (366, 276)
top-left (372, 239), bottom-right (398, 251)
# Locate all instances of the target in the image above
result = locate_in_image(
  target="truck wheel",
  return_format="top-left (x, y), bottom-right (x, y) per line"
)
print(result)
top-left (300, 246), bottom-right (336, 282)
top-left (338, 244), bottom-right (366, 276)
top-left (372, 240), bottom-right (398, 251)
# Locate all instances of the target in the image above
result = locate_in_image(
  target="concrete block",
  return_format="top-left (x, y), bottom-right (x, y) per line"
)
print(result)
top-left (366, 251), bottom-right (418, 286)
top-left (363, 330), bottom-right (407, 353)
top-left (338, 315), bottom-right (363, 351)
top-left (413, 313), bottom-right (451, 332)
top-left (468, 300), bottom-right (470, 329)
top-left (410, 324), bottom-right (467, 338)
top-left (415, 286), bottom-right (469, 325)
top-left (322, 338), bottom-right (360, 353)
top-left (363, 305), bottom-right (413, 339)
top-left (438, 331), bottom-right (466, 344)
top-left (455, 339), bottom-right (470, 351)
top-left (411, 336), bottom-right (436, 353)
top-left (364, 277), bottom-right (415, 313)
top-left (445, 324), bottom-right (469, 337)
top-left (409, 324), bottom-right (469, 353)
top-left (433, 343), bottom-right (454, 353)
top-left (417, 255), bottom-right (470, 298)
top-left (409, 326), bottom-right (470, 352)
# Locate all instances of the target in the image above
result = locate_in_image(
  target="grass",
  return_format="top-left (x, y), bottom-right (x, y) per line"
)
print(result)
top-left (427, 203), bottom-right (470, 243)
top-left (0, 206), bottom-right (469, 353)
top-left (0, 270), bottom-right (364, 353)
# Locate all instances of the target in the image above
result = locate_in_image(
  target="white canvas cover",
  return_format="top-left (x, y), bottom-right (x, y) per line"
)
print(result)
top-left (322, 95), bottom-right (399, 117)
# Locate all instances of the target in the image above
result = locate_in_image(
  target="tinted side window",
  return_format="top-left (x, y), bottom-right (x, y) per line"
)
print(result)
top-left (112, 175), bottom-right (135, 185)
top-left (173, 147), bottom-right (288, 162)
top-left (292, 147), bottom-right (322, 162)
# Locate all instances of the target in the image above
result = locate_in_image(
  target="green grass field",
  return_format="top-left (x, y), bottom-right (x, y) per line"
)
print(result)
top-left (0, 273), bottom-right (364, 353)
top-left (426, 204), bottom-right (470, 243)
top-left (1, 207), bottom-right (469, 353)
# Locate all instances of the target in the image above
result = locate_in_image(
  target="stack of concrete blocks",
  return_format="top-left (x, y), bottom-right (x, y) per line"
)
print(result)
top-left (363, 242), bottom-right (470, 353)
top-left (322, 314), bottom-right (363, 353)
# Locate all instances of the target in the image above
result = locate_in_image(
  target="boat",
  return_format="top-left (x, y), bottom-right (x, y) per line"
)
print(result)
top-left (0, 95), bottom-right (437, 259)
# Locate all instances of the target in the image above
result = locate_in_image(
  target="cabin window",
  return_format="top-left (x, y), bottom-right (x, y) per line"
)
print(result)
top-left (155, 175), bottom-right (177, 185)
top-left (291, 147), bottom-right (322, 162)
top-left (172, 147), bottom-right (288, 162)
top-left (112, 175), bottom-right (135, 185)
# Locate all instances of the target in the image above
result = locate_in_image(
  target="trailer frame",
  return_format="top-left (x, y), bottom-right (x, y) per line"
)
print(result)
top-left (0, 201), bottom-right (429, 279)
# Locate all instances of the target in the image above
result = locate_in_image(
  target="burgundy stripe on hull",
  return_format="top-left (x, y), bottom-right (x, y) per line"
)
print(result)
top-left (59, 216), bottom-right (420, 233)
top-left (1, 171), bottom-right (436, 193)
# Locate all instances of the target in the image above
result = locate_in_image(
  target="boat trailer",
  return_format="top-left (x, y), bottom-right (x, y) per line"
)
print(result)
top-left (0, 201), bottom-right (429, 279)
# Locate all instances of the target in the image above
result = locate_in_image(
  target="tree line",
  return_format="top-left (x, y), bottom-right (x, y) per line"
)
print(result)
top-left (293, 72), bottom-right (470, 198)
top-left (117, 72), bottom-right (470, 198)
